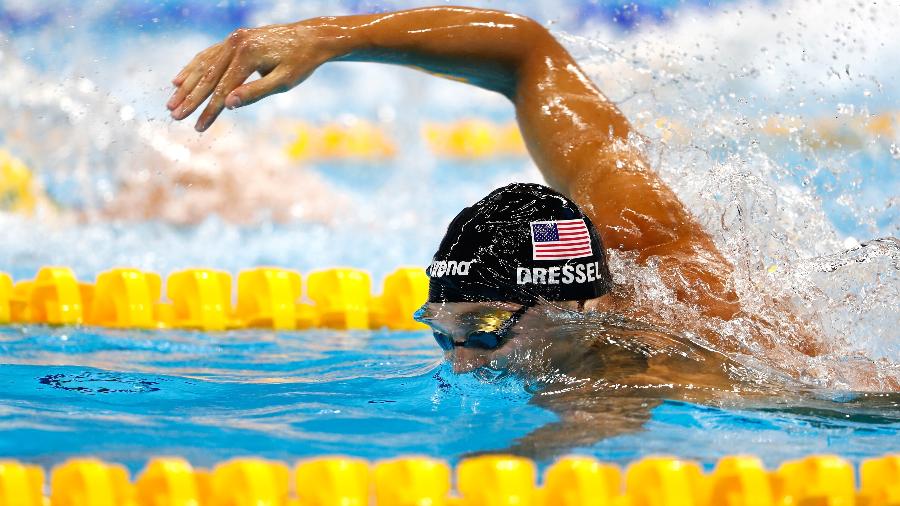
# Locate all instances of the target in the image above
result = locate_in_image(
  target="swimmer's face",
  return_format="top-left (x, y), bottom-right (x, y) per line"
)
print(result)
top-left (415, 301), bottom-right (562, 374)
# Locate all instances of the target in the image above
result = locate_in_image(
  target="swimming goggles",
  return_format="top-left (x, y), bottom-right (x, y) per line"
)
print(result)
top-left (417, 305), bottom-right (529, 351)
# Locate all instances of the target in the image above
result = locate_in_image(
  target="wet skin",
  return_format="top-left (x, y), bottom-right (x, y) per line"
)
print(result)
top-left (418, 300), bottom-right (743, 389)
top-left (167, 7), bottom-right (873, 456)
top-left (167, 6), bottom-right (740, 321)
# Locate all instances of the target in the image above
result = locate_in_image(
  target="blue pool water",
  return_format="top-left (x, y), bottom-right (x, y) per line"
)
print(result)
top-left (1, 0), bottom-right (899, 474)
top-left (2, 323), bottom-right (899, 474)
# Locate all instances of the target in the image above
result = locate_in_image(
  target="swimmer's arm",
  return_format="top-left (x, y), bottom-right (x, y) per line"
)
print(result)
top-left (169, 7), bottom-right (686, 247)
top-left (169, 7), bottom-right (740, 318)
top-left (168, 8), bottom-right (685, 254)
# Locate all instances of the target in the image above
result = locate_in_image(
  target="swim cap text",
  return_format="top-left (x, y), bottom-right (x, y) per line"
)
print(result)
top-left (428, 260), bottom-right (474, 277)
top-left (516, 261), bottom-right (603, 285)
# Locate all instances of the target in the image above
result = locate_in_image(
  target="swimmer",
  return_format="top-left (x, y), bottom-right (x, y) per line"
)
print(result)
top-left (168, 7), bottom-right (897, 456)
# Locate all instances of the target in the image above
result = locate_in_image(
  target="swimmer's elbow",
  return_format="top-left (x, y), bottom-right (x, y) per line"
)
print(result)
top-left (502, 12), bottom-right (555, 45)
top-left (498, 16), bottom-right (572, 99)
top-left (503, 13), bottom-right (555, 45)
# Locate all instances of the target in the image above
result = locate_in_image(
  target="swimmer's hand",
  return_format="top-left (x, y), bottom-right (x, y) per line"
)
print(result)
top-left (168, 24), bottom-right (333, 131)
top-left (167, 7), bottom-right (545, 132)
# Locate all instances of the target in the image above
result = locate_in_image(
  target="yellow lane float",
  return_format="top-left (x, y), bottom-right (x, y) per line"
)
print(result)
top-left (16, 267), bottom-right (91, 325)
top-left (50, 458), bottom-right (133, 506)
top-left (374, 457), bottom-right (450, 506)
top-left (625, 456), bottom-right (705, 506)
top-left (296, 457), bottom-right (369, 506)
top-left (457, 455), bottom-right (537, 505)
top-left (209, 459), bottom-right (290, 506)
top-left (286, 121), bottom-right (396, 161)
top-left (707, 456), bottom-right (772, 506)
top-left (165, 269), bottom-right (237, 331)
top-left (1, 454), bottom-right (898, 506)
top-left (87, 268), bottom-right (162, 329)
top-left (370, 267), bottom-right (429, 331)
top-left (423, 120), bottom-right (527, 159)
top-left (0, 460), bottom-right (44, 506)
top-left (284, 119), bottom-right (529, 161)
top-left (134, 457), bottom-right (205, 506)
top-left (0, 273), bottom-right (12, 324)
top-left (0, 149), bottom-right (40, 215)
top-left (542, 456), bottom-right (621, 506)
top-left (860, 455), bottom-right (900, 506)
top-left (307, 268), bottom-right (372, 330)
top-left (773, 454), bottom-right (856, 506)
top-left (236, 267), bottom-right (309, 330)
top-left (0, 266), bottom-right (429, 331)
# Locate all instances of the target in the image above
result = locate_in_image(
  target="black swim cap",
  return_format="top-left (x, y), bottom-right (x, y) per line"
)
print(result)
top-left (427, 183), bottom-right (613, 305)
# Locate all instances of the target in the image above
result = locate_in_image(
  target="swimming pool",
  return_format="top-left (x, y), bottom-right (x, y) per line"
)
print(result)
top-left (1, 0), bottom-right (899, 486)
top-left (0, 319), bottom-right (897, 474)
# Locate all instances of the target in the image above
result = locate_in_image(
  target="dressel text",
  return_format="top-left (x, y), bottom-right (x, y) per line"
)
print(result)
top-left (516, 261), bottom-right (603, 285)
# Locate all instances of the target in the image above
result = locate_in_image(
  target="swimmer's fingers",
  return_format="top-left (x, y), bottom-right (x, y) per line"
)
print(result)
top-left (171, 45), bottom-right (215, 86)
top-left (223, 65), bottom-right (300, 110)
top-left (168, 65), bottom-right (210, 114)
top-left (171, 47), bottom-right (233, 121)
top-left (195, 61), bottom-right (256, 132)
top-left (171, 44), bottom-right (221, 85)
top-left (168, 45), bottom-right (222, 110)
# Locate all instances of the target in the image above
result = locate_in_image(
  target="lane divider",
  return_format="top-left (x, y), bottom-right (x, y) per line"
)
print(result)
top-left (286, 121), bottom-right (397, 161)
top-left (0, 266), bottom-right (429, 331)
top-left (281, 111), bottom-right (900, 163)
top-left (283, 120), bottom-right (529, 161)
top-left (0, 149), bottom-right (45, 215)
top-left (0, 454), bottom-right (897, 505)
top-left (422, 120), bottom-right (527, 159)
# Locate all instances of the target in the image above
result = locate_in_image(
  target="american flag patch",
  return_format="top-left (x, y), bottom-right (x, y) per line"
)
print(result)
top-left (530, 219), bottom-right (593, 260)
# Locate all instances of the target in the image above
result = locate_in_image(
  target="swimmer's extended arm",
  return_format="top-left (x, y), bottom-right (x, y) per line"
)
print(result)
top-left (169, 6), bottom-right (740, 319)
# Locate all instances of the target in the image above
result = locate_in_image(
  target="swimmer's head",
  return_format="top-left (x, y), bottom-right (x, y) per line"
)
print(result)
top-left (427, 182), bottom-right (612, 306)
top-left (419, 183), bottom-right (613, 372)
